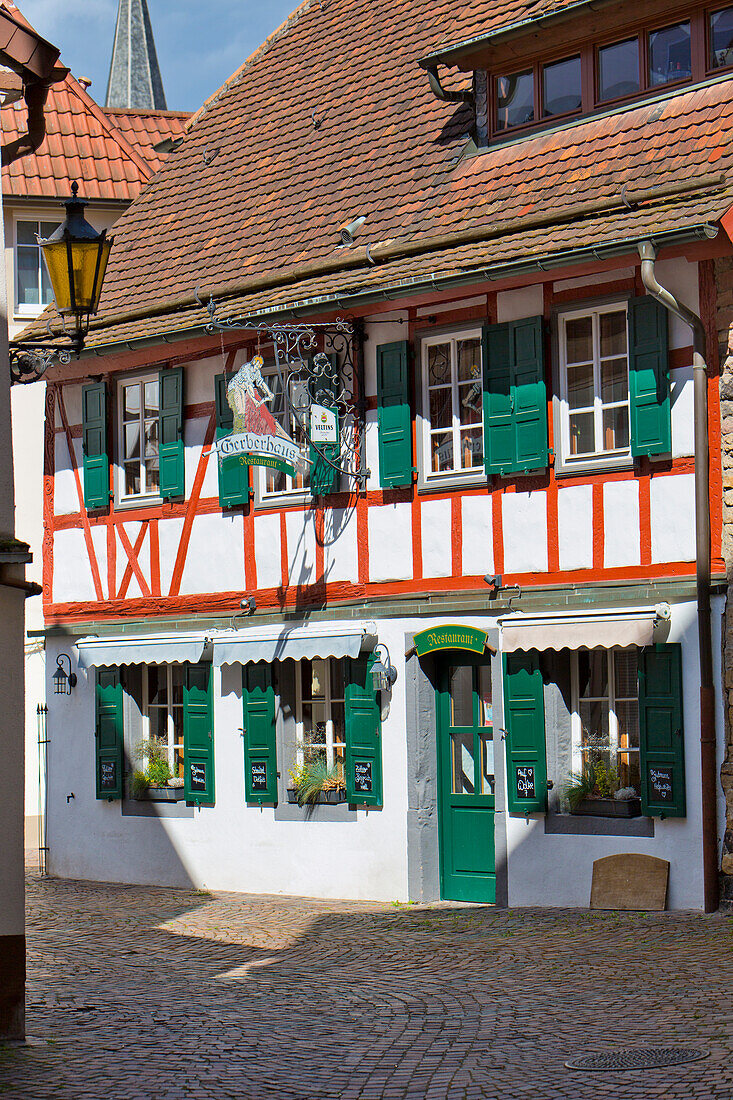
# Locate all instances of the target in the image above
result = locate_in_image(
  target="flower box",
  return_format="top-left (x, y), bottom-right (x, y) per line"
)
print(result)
top-left (133, 786), bottom-right (186, 803)
top-left (571, 796), bottom-right (642, 818)
top-left (286, 787), bottom-right (348, 806)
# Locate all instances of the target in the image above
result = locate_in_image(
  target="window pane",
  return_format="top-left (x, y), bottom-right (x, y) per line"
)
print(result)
top-left (451, 731), bottom-right (475, 793)
top-left (427, 343), bottom-right (451, 387)
top-left (171, 666), bottom-right (185, 705)
top-left (614, 649), bottom-right (638, 697)
top-left (496, 70), bottom-right (534, 130)
top-left (711, 6), bottom-right (733, 68)
top-left (598, 38), bottom-right (640, 101)
top-left (148, 666), bottom-right (167, 707)
top-left (17, 248), bottom-right (39, 306)
top-left (148, 708), bottom-right (168, 744)
top-left (429, 388), bottom-right (452, 430)
top-left (579, 650), bottom-right (608, 698)
top-left (543, 55), bottom-right (581, 117)
top-left (599, 311), bottom-right (627, 357)
top-left (449, 665), bottom-right (473, 727)
top-left (144, 380), bottom-right (159, 416)
top-left (565, 316), bottom-right (592, 363)
top-left (40, 221), bottom-right (59, 239)
top-left (480, 731), bottom-right (495, 793)
top-left (146, 459), bottom-right (160, 495)
top-left (329, 658), bottom-right (344, 701)
top-left (457, 338), bottom-right (481, 383)
top-left (124, 463), bottom-right (141, 496)
top-left (459, 426), bottom-right (483, 469)
top-left (310, 659), bottom-right (326, 699)
top-left (649, 22), bottom-right (691, 85)
top-left (172, 708), bottom-right (184, 779)
top-left (40, 257), bottom-right (52, 304)
top-left (567, 363), bottom-right (594, 410)
top-left (603, 406), bottom-right (629, 450)
top-left (17, 222), bottom-right (38, 246)
top-left (478, 665), bottom-right (492, 727)
top-left (431, 431), bottom-right (453, 472)
top-left (569, 411), bottom-right (594, 454)
top-left (458, 384), bottom-right (482, 426)
top-left (580, 699), bottom-right (610, 759)
top-left (600, 358), bottom-right (628, 404)
top-left (123, 384), bottom-right (140, 420)
top-left (124, 422), bottom-right (141, 462)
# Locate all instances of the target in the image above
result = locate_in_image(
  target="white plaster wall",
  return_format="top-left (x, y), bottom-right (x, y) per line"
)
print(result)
top-left (323, 506), bottom-right (359, 585)
top-left (420, 498), bottom-right (452, 578)
top-left (368, 503), bottom-right (412, 582)
top-left (603, 480), bottom-right (640, 568)
top-left (655, 258), bottom-right (699, 350)
top-left (54, 433), bottom-right (80, 515)
top-left (184, 417), bottom-right (218, 500)
top-left (496, 285), bottom-right (543, 323)
top-left (181, 354), bottom-right (221, 406)
top-left (461, 495), bottom-right (493, 577)
top-left (179, 513), bottom-right (245, 595)
top-left (552, 268), bottom-right (634, 291)
top-left (557, 485), bottom-right (593, 571)
top-left (671, 364), bottom-right (694, 458)
top-left (505, 600), bottom-right (707, 911)
top-left (254, 513), bottom-right (282, 589)
top-left (285, 510), bottom-right (318, 587)
top-left (416, 295), bottom-right (487, 317)
top-left (158, 517), bottom-right (184, 597)
top-left (502, 491), bottom-right (548, 573)
top-left (650, 473), bottom-right (696, 563)
top-left (52, 526), bottom-right (107, 604)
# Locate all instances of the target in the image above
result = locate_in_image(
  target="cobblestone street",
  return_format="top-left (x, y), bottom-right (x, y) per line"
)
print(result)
top-left (1, 869), bottom-right (733, 1099)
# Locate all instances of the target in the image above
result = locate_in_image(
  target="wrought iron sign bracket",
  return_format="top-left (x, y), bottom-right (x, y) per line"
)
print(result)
top-left (9, 339), bottom-right (79, 383)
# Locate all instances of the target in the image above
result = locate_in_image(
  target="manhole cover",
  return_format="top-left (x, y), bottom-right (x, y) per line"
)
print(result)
top-left (565, 1047), bottom-right (709, 1072)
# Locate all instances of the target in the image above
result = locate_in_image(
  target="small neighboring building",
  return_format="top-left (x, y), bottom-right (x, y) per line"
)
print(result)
top-left (26, 0), bottom-right (733, 910)
top-left (3, 0), bottom-right (189, 851)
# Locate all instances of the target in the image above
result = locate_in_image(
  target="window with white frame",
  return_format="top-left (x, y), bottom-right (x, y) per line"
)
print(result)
top-left (118, 375), bottom-right (160, 500)
top-left (295, 658), bottom-right (345, 779)
top-left (143, 664), bottom-right (185, 780)
top-left (421, 331), bottom-right (484, 479)
top-left (258, 369), bottom-right (311, 498)
top-left (16, 220), bottom-right (56, 313)
top-left (571, 648), bottom-right (640, 793)
top-left (558, 303), bottom-right (630, 466)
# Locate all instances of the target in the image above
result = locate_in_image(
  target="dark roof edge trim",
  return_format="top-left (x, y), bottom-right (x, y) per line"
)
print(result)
top-left (79, 223), bottom-right (717, 360)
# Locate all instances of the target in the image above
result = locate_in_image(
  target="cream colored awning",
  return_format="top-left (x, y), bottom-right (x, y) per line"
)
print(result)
top-left (499, 605), bottom-right (671, 653)
top-left (75, 633), bottom-right (209, 668)
top-left (211, 620), bottom-right (377, 667)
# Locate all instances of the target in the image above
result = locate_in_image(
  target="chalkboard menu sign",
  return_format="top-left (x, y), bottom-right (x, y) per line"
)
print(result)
top-left (515, 765), bottom-right (536, 800)
top-left (250, 762), bottom-right (268, 792)
top-left (649, 766), bottom-right (674, 803)
top-left (190, 762), bottom-right (207, 792)
top-left (354, 760), bottom-right (373, 793)
top-left (100, 761), bottom-right (117, 790)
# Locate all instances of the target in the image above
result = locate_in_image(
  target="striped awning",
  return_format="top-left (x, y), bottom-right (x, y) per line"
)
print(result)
top-left (211, 621), bottom-right (377, 667)
top-left (499, 605), bottom-right (671, 653)
top-left (75, 633), bottom-right (208, 669)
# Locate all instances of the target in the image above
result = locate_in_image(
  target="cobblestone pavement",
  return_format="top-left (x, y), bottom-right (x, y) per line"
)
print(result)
top-left (1, 870), bottom-right (733, 1099)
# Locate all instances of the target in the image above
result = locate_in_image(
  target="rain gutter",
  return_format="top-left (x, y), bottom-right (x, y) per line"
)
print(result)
top-left (638, 239), bottom-right (719, 913)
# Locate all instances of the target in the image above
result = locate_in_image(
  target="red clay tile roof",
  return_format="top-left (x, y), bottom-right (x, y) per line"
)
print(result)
top-left (22, 0), bottom-right (733, 352)
top-left (103, 109), bottom-right (191, 175)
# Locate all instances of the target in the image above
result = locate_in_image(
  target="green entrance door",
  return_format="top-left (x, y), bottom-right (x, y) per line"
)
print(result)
top-left (436, 659), bottom-right (495, 903)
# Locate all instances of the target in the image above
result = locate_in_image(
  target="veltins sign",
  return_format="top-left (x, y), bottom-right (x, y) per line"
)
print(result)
top-left (414, 624), bottom-right (489, 657)
top-left (310, 403), bottom-right (339, 444)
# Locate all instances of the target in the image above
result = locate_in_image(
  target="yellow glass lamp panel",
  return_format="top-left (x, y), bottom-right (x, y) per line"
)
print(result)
top-left (40, 237), bottom-right (111, 315)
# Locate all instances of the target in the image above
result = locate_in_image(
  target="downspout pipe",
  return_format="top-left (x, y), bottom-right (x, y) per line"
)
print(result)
top-left (638, 239), bottom-right (718, 912)
top-left (2, 80), bottom-right (51, 167)
top-left (425, 65), bottom-right (474, 105)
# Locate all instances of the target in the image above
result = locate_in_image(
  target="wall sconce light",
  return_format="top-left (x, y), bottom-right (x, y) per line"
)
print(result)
top-left (484, 573), bottom-right (502, 595)
top-left (371, 643), bottom-right (397, 694)
top-left (53, 653), bottom-right (77, 696)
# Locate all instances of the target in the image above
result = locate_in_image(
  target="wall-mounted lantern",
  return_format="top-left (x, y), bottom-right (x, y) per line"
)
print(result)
top-left (371, 643), bottom-right (397, 694)
top-left (52, 653), bottom-right (77, 696)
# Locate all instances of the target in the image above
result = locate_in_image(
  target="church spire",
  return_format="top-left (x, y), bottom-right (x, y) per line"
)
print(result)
top-left (105, 0), bottom-right (167, 111)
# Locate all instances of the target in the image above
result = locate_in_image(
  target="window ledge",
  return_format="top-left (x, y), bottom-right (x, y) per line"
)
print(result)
top-left (115, 496), bottom-right (163, 511)
top-left (418, 473), bottom-right (486, 493)
top-left (254, 491), bottom-right (311, 511)
top-left (554, 455), bottom-right (635, 478)
top-left (544, 812), bottom-right (654, 837)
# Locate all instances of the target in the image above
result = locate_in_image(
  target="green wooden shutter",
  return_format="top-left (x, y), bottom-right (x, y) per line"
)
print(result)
top-left (81, 381), bottom-right (110, 510)
top-left (215, 372), bottom-right (250, 508)
top-left (158, 367), bottom-right (184, 499)
top-left (639, 643), bottom-right (685, 817)
top-left (243, 663), bottom-right (278, 803)
top-left (483, 317), bottom-right (547, 476)
top-left (377, 341), bottom-right (413, 488)
top-left (503, 651), bottom-right (547, 812)
top-left (183, 662), bottom-right (215, 805)
top-left (310, 354), bottom-right (340, 497)
top-left (345, 654), bottom-right (383, 806)
top-left (95, 667), bottom-right (123, 800)
top-left (629, 297), bottom-right (671, 457)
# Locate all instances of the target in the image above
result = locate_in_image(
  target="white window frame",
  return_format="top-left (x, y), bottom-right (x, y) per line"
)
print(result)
top-left (14, 216), bottom-right (56, 318)
top-left (253, 366), bottom-right (311, 507)
top-left (570, 647), bottom-right (640, 785)
top-left (142, 664), bottom-right (184, 779)
top-left (555, 300), bottom-right (634, 476)
top-left (116, 371), bottom-right (162, 507)
top-left (418, 327), bottom-right (485, 490)
top-left (294, 658), bottom-right (345, 775)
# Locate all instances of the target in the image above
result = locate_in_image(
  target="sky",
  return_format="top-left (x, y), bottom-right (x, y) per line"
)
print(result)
top-left (20, 0), bottom-right (298, 112)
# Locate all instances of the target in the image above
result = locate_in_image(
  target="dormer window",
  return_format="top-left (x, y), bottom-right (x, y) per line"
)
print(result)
top-left (711, 5), bottom-right (733, 66)
top-left (648, 22), bottom-right (691, 85)
top-left (543, 56), bottom-right (582, 117)
top-left (598, 38), bottom-right (640, 101)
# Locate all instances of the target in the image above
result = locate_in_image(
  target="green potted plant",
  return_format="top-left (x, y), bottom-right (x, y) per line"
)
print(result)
top-left (287, 756), bottom-right (347, 808)
top-left (131, 737), bottom-right (185, 802)
top-left (565, 760), bottom-right (641, 818)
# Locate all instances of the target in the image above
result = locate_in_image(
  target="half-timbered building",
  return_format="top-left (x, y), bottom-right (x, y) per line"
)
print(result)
top-left (27, 0), bottom-right (733, 908)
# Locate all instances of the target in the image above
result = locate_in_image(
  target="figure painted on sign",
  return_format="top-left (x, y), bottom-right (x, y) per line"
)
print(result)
top-left (227, 354), bottom-right (290, 441)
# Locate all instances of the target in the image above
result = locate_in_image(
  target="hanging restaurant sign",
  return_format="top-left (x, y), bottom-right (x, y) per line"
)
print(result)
top-left (414, 624), bottom-right (490, 657)
top-left (310, 403), bottom-right (339, 444)
top-left (209, 354), bottom-right (308, 476)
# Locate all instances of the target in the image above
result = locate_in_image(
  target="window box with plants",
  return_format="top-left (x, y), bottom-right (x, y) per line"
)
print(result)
top-left (564, 762), bottom-right (642, 818)
top-left (287, 759), bottom-right (347, 808)
top-left (131, 736), bottom-right (186, 802)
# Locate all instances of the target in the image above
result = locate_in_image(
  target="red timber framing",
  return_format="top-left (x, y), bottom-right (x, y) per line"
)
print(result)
top-left (42, 257), bottom-right (724, 625)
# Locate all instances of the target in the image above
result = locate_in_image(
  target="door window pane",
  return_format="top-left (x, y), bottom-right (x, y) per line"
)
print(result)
top-left (649, 22), bottom-right (691, 85)
top-left (449, 666), bottom-right (473, 727)
top-left (543, 55), bottom-right (581, 117)
top-left (478, 665), bottom-right (493, 727)
top-left (496, 70), bottom-right (534, 130)
top-left (598, 38), bottom-right (640, 101)
top-left (711, 6), bottom-right (733, 67)
top-left (480, 731), bottom-right (495, 794)
top-left (451, 731), bottom-right (475, 794)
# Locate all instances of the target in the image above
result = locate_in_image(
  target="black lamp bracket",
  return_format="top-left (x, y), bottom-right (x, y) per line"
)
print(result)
top-left (9, 339), bottom-right (81, 383)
